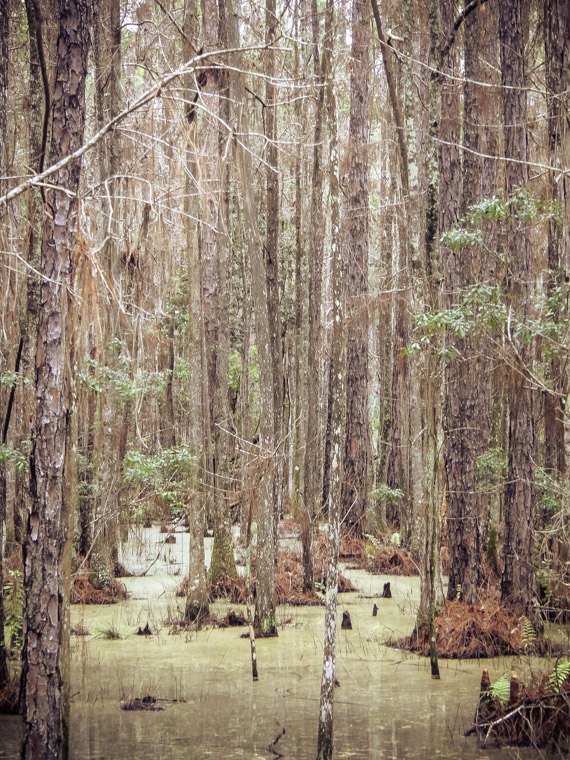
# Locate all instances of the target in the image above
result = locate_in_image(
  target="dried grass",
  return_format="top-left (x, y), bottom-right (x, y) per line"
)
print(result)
top-left (472, 669), bottom-right (570, 750)
top-left (0, 678), bottom-right (19, 715)
top-left (392, 593), bottom-right (564, 659)
top-left (71, 575), bottom-right (127, 605)
top-left (340, 536), bottom-right (419, 576)
top-left (176, 548), bottom-right (356, 606)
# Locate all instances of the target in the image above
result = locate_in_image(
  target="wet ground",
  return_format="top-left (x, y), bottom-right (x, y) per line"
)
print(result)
top-left (0, 528), bottom-right (541, 759)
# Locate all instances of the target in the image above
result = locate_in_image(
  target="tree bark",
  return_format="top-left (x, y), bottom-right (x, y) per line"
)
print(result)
top-left (0, 0), bottom-right (9, 691)
top-left (302, 0), bottom-right (325, 592)
top-left (183, 0), bottom-right (210, 623)
top-left (341, 0), bottom-right (370, 537)
top-left (20, 2), bottom-right (91, 758)
top-left (498, 0), bottom-right (535, 609)
top-left (317, 0), bottom-right (344, 750)
top-left (544, 0), bottom-right (569, 482)
top-left (264, 0), bottom-right (285, 549)
top-left (236, 91), bottom-right (277, 639)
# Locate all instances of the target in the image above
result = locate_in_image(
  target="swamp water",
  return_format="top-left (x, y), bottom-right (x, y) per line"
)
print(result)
top-left (0, 529), bottom-right (541, 759)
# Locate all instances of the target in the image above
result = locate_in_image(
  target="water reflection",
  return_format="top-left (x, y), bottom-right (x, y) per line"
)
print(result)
top-left (0, 530), bottom-right (540, 759)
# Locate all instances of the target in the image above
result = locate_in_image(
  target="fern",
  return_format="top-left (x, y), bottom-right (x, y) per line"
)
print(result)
top-left (548, 660), bottom-right (570, 693)
top-left (485, 674), bottom-right (510, 709)
top-left (521, 617), bottom-right (537, 648)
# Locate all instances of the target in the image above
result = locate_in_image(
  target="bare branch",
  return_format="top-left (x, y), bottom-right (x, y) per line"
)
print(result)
top-left (0, 45), bottom-right (269, 206)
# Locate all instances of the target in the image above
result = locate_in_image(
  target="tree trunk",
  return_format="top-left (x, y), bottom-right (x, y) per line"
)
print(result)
top-left (544, 0), bottom-right (569, 482)
top-left (316, 0), bottom-right (344, 750)
top-left (236, 99), bottom-right (277, 639)
top-left (182, 0), bottom-right (210, 623)
top-left (302, 0), bottom-right (325, 592)
top-left (385, 0), bottom-right (416, 548)
top-left (498, 0), bottom-right (535, 609)
top-left (443, 0), bottom-right (492, 605)
top-left (0, 0), bottom-right (9, 691)
top-left (341, 0), bottom-right (370, 537)
top-left (20, 2), bottom-right (91, 758)
top-left (264, 0), bottom-right (284, 549)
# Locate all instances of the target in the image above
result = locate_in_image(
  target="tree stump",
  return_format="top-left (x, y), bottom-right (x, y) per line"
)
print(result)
top-left (341, 610), bottom-right (352, 629)
top-left (382, 582), bottom-right (392, 598)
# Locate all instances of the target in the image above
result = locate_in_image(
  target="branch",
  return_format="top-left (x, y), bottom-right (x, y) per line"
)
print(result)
top-left (153, 0), bottom-right (197, 53)
top-left (370, 0), bottom-right (409, 194)
top-left (432, 0), bottom-right (489, 84)
top-left (0, 45), bottom-right (267, 206)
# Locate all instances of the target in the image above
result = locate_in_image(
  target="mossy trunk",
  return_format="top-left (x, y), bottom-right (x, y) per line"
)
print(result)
top-left (208, 529), bottom-right (237, 585)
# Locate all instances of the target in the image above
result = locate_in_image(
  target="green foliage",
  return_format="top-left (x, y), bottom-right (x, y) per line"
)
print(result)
top-left (372, 484), bottom-right (403, 506)
top-left (409, 192), bottom-right (568, 369)
top-left (124, 445), bottom-right (195, 519)
top-left (521, 618), bottom-right (537, 649)
top-left (548, 660), bottom-right (570, 693)
top-left (164, 267), bottom-right (190, 333)
top-left (363, 533), bottom-right (379, 557)
top-left (485, 674), bottom-right (511, 709)
top-left (405, 284), bottom-right (507, 360)
top-left (3, 569), bottom-right (23, 655)
top-left (468, 194), bottom-right (509, 223)
top-left (440, 226), bottom-right (483, 252)
top-left (173, 357), bottom-right (191, 382)
top-left (229, 351), bottom-right (242, 392)
top-left (0, 444), bottom-right (29, 474)
top-left (0, 370), bottom-right (29, 389)
top-left (477, 447), bottom-right (507, 491)
top-left (95, 624), bottom-right (122, 640)
top-left (535, 467), bottom-right (563, 515)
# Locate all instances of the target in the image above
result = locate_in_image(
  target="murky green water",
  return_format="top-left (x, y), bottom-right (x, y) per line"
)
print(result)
top-left (0, 531), bottom-right (544, 758)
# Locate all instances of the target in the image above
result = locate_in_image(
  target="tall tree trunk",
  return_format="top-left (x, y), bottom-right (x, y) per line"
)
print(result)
top-left (292, 0), bottom-right (306, 515)
top-left (21, 2), bottom-right (92, 758)
top-left (183, 0), bottom-right (209, 623)
top-left (0, 0), bottom-right (9, 692)
top-left (264, 0), bottom-right (284, 548)
top-left (15, 0), bottom-right (45, 556)
top-left (544, 0), bottom-right (569, 482)
top-left (316, 1), bottom-right (344, 751)
top-left (341, 0), bottom-right (370, 537)
top-left (235, 80), bottom-right (277, 639)
top-left (444, 0), bottom-right (496, 604)
top-left (499, 0), bottom-right (535, 609)
top-left (384, 0), bottom-right (415, 548)
top-left (302, 0), bottom-right (325, 592)
top-left (207, 0), bottom-right (238, 586)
